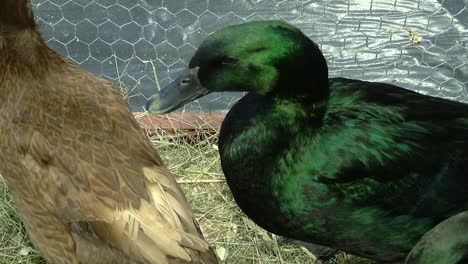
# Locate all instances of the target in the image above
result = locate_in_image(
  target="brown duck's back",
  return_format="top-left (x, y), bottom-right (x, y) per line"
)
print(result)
top-left (0, 1), bottom-right (218, 263)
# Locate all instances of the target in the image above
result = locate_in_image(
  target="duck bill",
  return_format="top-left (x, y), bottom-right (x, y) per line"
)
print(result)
top-left (145, 67), bottom-right (210, 114)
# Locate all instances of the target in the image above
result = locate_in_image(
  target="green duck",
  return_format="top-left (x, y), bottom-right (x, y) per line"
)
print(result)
top-left (146, 20), bottom-right (468, 263)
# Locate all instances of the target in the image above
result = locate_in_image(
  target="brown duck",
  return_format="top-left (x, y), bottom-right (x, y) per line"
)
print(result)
top-left (0, 1), bottom-right (218, 263)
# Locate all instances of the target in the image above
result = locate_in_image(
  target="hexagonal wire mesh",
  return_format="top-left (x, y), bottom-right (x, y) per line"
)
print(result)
top-left (31, 0), bottom-right (468, 112)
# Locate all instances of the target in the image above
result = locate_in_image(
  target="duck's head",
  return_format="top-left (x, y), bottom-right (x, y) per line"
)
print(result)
top-left (146, 20), bottom-right (329, 114)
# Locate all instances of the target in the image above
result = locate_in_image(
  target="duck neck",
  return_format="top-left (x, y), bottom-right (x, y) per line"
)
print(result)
top-left (274, 68), bottom-right (330, 103)
top-left (0, 0), bottom-right (43, 49)
top-left (268, 84), bottom-right (329, 125)
top-left (0, 0), bottom-right (53, 104)
top-left (0, 0), bottom-right (36, 30)
top-left (273, 36), bottom-right (330, 101)
top-left (0, 0), bottom-right (49, 74)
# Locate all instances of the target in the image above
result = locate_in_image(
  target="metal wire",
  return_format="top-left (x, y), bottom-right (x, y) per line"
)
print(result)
top-left (31, 0), bottom-right (468, 112)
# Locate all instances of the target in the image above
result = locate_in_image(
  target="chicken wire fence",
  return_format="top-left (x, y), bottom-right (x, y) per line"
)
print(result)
top-left (31, 0), bottom-right (468, 113)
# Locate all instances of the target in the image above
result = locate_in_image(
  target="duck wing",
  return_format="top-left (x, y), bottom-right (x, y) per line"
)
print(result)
top-left (317, 78), bottom-right (468, 216)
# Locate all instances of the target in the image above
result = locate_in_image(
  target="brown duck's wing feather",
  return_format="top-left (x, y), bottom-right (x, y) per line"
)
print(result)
top-left (67, 179), bottom-right (212, 264)
top-left (64, 166), bottom-right (213, 264)
top-left (19, 61), bottom-right (218, 263)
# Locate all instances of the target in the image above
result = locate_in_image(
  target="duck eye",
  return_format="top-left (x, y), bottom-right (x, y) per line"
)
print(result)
top-left (180, 78), bottom-right (191, 85)
top-left (221, 56), bottom-right (238, 65)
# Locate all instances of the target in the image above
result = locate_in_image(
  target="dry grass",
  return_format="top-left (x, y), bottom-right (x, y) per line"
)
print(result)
top-left (0, 113), bottom-right (377, 264)
top-left (0, 177), bottom-right (46, 263)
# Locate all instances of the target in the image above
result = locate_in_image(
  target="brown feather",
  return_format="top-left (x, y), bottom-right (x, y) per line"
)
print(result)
top-left (0, 1), bottom-right (218, 263)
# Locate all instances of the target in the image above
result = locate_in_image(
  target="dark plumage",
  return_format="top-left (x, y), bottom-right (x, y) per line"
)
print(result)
top-left (146, 20), bottom-right (468, 263)
top-left (0, 0), bottom-right (218, 263)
